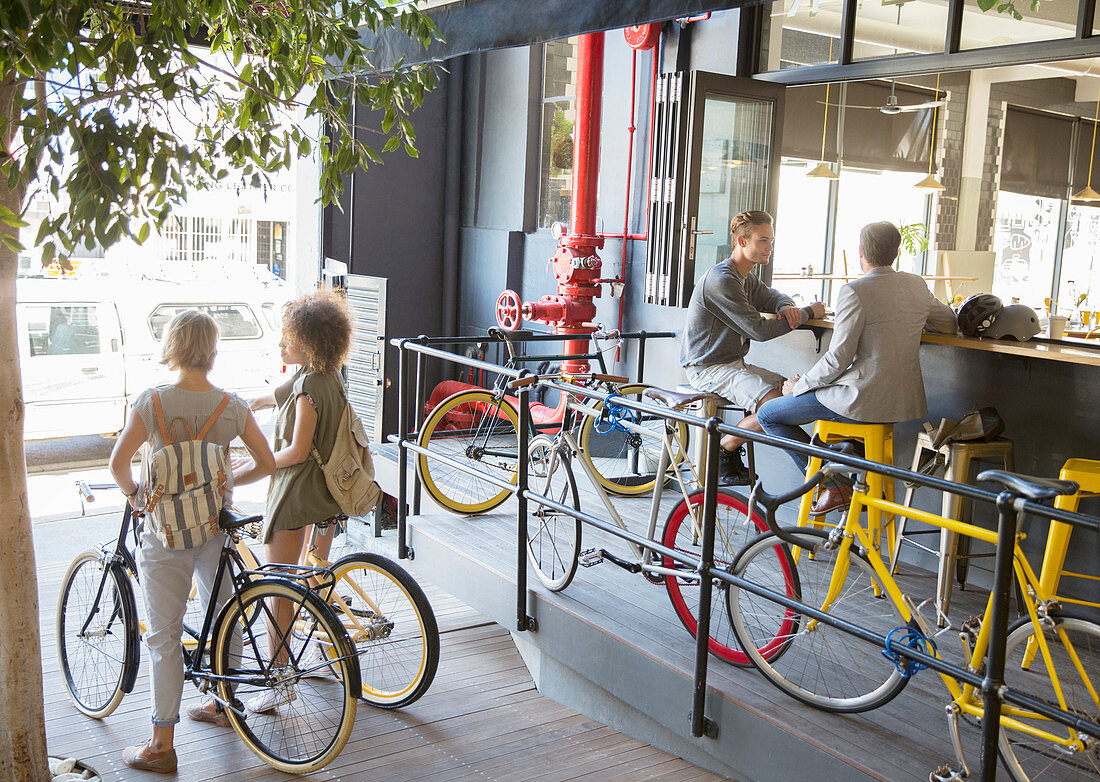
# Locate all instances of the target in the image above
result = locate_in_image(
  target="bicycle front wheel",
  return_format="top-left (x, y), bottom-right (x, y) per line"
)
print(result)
top-left (417, 389), bottom-right (520, 515)
top-left (214, 579), bottom-right (357, 774)
top-left (577, 384), bottom-right (688, 497)
top-left (998, 609), bottom-right (1100, 782)
top-left (728, 528), bottom-right (909, 713)
top-left (327, 553), bottom-right (440, 709)
top-left (526, 435), bottom-right (581, 592)
top-left (662, 489), bottom-right (783, 665)
top-left (56, 550), bottom-right (139, 718)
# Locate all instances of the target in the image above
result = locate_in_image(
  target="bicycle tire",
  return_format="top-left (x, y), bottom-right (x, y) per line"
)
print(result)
top-left (728, 527), bottom-right (910, 713)
top-left (56, 550), bottom-right (139, 719)
top-left (213, 578), bottom-right (358, 773)
top-left (662, 489), bottom-right (789, 665)
top-left (577, 383), bottom-right (689, 497)
top-left (525, 435), bottom-right (581, 592)
top-left (997, 608), bottom-right (1100, 782)
top-left (326, 553), bottom-right (440, 709)
top-left (417, 389), bottom-right (520, 515)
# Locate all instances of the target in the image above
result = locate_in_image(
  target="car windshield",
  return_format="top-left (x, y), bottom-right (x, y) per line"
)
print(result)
top-left (149, 304), bottom-right (263, 340)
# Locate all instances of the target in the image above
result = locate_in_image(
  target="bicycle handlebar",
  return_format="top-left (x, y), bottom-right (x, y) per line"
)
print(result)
top-left (750, 467), bottom-right (839, 549)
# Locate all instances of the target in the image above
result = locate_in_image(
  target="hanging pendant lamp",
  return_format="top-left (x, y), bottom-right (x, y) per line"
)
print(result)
top-left (915, 74), bottom-right (946, 190)
top-left (808, 42), bottom-right (839, 179)
top-left (1072, 87), bottom-right (1100, 202)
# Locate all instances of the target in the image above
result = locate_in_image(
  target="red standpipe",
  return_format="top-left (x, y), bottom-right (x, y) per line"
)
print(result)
top-left (494, 24), bottom-right (663, 374)
top-left (523, 31), bottom-right (606, 374)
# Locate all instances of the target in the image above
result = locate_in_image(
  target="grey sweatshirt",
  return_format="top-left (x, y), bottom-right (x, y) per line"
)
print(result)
top-left (680, 259), bottom-right (813, 368)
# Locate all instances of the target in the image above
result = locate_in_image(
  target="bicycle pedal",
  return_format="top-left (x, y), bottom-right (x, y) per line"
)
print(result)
top-left (578, 548), bottom-right (604, 567)
top-left (929, 764), bottom-right (968, 782)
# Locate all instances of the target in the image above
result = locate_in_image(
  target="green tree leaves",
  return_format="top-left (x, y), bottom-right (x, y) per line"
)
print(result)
top-left (0, 0), bottom-right (440, 264)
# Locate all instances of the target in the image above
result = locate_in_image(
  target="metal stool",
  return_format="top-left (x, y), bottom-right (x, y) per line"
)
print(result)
top-left (890, 431), bottom-right (1015, 625)
top-left (674, 384), bottom-right (755, 487)
top-left (795, 421), bottom-right (896, 556)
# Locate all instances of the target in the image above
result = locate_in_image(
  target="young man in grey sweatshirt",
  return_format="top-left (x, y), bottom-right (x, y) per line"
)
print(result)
top-left (680, 210), bottom-right (824, 485)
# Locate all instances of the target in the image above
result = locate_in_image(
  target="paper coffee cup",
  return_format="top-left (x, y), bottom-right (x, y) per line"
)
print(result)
top-left (1048, 315), bottom-right (1068, 339)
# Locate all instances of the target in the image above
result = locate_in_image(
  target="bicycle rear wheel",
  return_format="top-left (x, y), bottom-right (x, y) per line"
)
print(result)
top-left (526, 435), bottom-right (581, 591)
top-left (326, 553), bottom-right (440, 708)
top-left (417, 389), bottom-right (519, 515)
top-left (577, 384), bottom-right (688, 497)
top-left (214, 579), bottom-right (357, 773)
top-left (728, 528), bottom-right (910, 713)
top-left (662, 489), bottom-right (785, 665)
top-left (56, 550), bottom-right (139, 718)
top-left (998, 609), bottom-right (1100, 782)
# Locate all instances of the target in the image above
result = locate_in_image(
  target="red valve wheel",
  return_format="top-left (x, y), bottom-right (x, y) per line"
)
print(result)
top-left (624, 23), bottom-right (661, 50)
top-left (495, 289), bottom-right (522, 331)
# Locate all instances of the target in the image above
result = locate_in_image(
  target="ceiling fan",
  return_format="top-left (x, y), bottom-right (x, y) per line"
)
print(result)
top-left (819, 80), bottom-right (945, 115)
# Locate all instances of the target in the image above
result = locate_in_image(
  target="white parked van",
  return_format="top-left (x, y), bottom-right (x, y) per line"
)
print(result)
top-left (17, 277), bottom-right (289, 441)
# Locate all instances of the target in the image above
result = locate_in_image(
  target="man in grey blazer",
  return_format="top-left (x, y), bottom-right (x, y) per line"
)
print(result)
top-left (757, 221), bottom-right (958, 514)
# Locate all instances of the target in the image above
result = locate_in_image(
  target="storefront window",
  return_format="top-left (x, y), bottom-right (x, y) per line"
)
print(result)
top-left (961, 0), bottom-right (1076, 49)
top-left (756, 0), bottom-right (843, 72)
top-left (832, 168), bottom-right (932, 304)
top-left (853, 2), bottom-right (949, 61)
top-left (774, 159), bottom-right (829, 306)
top-left (539, 37), bottom-right (578, 229)
top-left (1058, 205), bottom-right (1100, 323)
top-left (992, 191), bottom-right (1060, 309)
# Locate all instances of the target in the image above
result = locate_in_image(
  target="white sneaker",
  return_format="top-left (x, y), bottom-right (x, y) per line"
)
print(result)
top-left (245, 681), bottom-right (297, 714)
top-left (298, 643), bottom-right (332, 679)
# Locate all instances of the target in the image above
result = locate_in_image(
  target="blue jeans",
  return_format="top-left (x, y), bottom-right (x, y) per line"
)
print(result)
top-left (756, 391), bottom-right (862, 474)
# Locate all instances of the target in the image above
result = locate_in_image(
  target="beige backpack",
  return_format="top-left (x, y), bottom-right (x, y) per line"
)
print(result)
top-left (312, 397), bottom-right (381, 517)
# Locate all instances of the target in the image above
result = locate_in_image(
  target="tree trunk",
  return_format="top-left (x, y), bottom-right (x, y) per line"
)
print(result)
top-left (0, 76), bottom-right (50, 782)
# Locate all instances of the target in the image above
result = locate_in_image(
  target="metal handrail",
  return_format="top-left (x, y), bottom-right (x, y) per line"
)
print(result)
top-left (391, 339), bottom-right (1100, 780)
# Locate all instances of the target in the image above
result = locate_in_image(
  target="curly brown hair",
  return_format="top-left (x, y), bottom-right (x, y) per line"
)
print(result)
top-left (282, 289), bottom-right (352, 375)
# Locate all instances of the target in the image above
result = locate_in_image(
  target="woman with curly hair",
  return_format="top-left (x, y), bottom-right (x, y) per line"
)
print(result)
top-left (245, 288), bottom-right (353, 713)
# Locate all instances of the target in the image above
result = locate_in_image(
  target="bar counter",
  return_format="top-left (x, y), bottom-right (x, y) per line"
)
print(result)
top-left (804, 318), bottom-right (1100, 367)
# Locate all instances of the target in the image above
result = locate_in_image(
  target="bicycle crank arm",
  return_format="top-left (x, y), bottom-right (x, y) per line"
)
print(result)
top-left (944, 704), bottom-right (972, 779)
top-left (580, 548), bottom-right (642, 574)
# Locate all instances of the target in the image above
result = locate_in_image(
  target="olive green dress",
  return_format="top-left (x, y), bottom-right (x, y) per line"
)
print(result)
top-left (262, 369), bottom-right (345, 542)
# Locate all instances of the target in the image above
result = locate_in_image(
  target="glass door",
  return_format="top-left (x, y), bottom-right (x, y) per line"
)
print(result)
top-left (646, 73), bottom-right (784, 307)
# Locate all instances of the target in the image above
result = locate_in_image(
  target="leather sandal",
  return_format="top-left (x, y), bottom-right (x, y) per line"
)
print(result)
top-left (123, 741), bottom-right (178, 773)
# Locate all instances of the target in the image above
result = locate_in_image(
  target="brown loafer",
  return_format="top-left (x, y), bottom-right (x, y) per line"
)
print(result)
top-left (810, 485), bottom-right (853, 516)
top-left (123, 742), bottom-right (177, 773)
top-left (187, 698), bottom-right (231, 728)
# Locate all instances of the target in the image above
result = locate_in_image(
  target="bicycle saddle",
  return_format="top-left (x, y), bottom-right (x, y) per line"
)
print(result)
top-left (976, 470), bottom-right (1079, 501)
top-left (644, 387), bottom-right (713, 410)
top-left (219, 507), bottom-right (263, 531)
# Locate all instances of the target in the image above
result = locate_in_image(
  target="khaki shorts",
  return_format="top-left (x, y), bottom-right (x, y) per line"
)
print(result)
top-left (685, 360), bottom-right (784, 412)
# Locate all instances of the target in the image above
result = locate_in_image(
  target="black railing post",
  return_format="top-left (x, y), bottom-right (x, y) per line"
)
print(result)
top-left (516, 382), bottom-right (531, 632)
top-left (412, 339), bottom-right (427, 517)
top-left (635, 330), bottom-right (648, 384)
top-left (396, 339), bottom-right (410, 560)
top-left (690, 416), bottom-right (722, 739)
top-left (979, 490), bottom-right (1019, 781)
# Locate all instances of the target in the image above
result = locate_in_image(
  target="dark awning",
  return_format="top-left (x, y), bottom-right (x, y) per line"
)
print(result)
top-left (365, 0), bottom-right (746, 69)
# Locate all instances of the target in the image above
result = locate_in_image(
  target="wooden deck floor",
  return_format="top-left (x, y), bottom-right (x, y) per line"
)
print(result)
top-left (37, 522), bottom-right (731, 781)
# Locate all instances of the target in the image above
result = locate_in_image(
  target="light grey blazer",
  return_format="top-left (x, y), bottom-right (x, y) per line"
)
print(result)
top-left (790, 267), bottom-right (958, 422)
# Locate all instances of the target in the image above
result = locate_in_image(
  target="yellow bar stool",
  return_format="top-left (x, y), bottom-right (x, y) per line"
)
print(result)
top-left (674, 385), bottom-right (755, 487)
top-left (890, 431), bottom-right (1015, 625)
top-left (1037, 458), bottom-right (1100, 608)
top-left (795, 421), bottom-right (896, 555)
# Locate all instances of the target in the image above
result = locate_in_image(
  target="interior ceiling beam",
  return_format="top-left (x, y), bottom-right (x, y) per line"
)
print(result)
top-left (756, 36), bottom-right (1100, 85)
top-left (361, 0), bottom-right (747, 69)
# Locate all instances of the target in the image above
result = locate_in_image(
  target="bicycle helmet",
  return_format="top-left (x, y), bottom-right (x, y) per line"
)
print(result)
top-left (981, 304), bottom-right (1040, 341)
top-left (956, 293), bottom-right (1003, 337)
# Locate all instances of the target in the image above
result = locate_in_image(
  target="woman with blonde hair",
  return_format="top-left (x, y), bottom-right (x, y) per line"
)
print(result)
top-left (109, 310), bottom-right (275, 772)
top-left (246, 288), bottom-right (353, 712)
